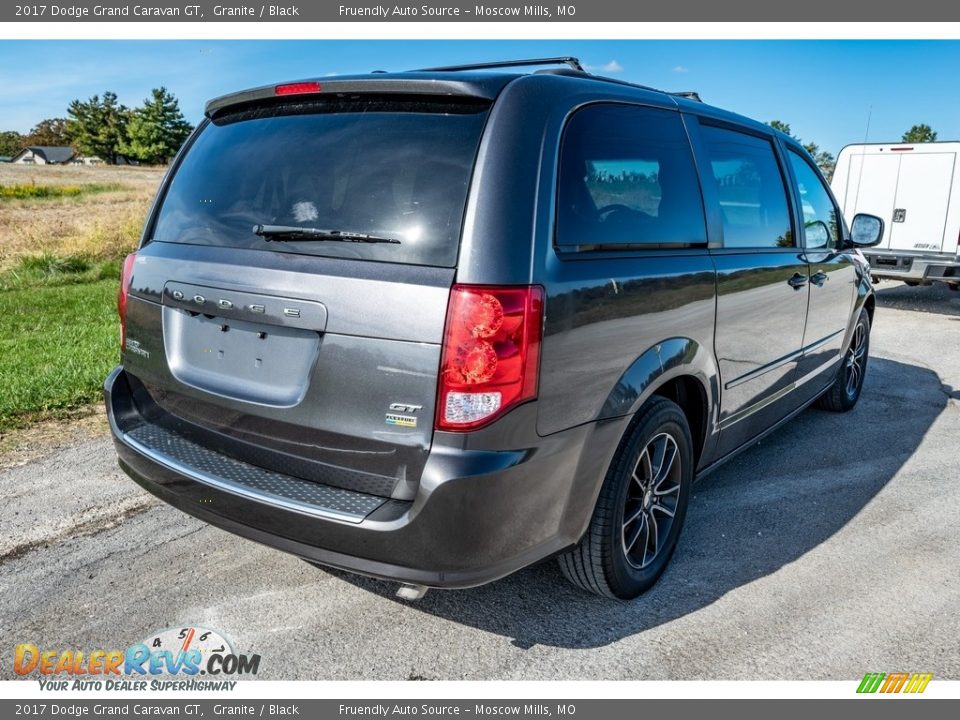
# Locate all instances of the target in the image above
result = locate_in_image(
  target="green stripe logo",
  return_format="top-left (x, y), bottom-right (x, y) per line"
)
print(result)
top-left (857, 672), bottom-right (932, 694)
top-left (857, 673), bottom-right (886, 693)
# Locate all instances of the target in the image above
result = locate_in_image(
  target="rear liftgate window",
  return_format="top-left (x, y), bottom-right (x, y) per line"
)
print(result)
top-left (151, 97), bottom-right (490, 267)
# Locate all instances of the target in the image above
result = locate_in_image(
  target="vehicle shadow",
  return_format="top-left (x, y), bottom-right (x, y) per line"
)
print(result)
top-left (874, 280), bottom-right (960, 317)
top-left (329, 356), bottom-right (948, 649)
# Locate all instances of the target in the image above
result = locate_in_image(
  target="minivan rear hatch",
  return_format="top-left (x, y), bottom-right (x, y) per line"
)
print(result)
top-left (119, 91), bottom-right (491, 503)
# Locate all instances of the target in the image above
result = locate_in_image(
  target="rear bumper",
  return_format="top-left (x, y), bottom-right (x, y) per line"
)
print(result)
top-left (864, 250), bottom-right (960, 283)
top-left (105, 367), bottom-right (617, 589)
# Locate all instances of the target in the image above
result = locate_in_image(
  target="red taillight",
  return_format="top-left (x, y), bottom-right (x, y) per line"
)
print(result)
top-left (274, 81), bottom-right (322, 96)
top-left (436, 285), bottom-right (544, 431)
top-left (118, 252), bottom-right (137, 352)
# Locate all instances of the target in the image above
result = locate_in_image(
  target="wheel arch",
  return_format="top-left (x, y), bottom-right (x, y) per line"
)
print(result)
top-left (597, 337), bottom-right (719, 472)
top-left (863, 292), bottom-right (876, 326)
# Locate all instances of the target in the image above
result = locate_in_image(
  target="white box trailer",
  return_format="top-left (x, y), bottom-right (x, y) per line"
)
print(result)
top-left (832, 142), bottom-right (960, 288)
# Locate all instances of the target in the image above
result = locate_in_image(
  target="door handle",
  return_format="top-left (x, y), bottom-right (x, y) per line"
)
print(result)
top-left (787, 272), bottom-right (808, 289)
top-left (810, 271), bottom-right (829, 287)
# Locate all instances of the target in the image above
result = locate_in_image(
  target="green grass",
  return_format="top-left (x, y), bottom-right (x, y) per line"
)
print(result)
top-left (0, 278), bottom-right (119, 430)
top-left (0, 182), bottom-right (124, 201)
top-left (1, 253), bottom-right (122, 292)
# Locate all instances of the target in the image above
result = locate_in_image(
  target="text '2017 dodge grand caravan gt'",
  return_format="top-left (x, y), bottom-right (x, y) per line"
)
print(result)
top-left (105, 57), bottom-right (884, 599)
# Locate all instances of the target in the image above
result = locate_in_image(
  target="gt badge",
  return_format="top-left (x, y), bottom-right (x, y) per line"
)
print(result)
top-left (386, 403), bottom-right (421, 428)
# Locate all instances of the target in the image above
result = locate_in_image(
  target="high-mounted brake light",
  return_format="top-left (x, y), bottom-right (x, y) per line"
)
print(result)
top-left (274, 81), bottom-right (322, 96)
top-left (436, 285), bottom-right (544, 431)
top-left (118, 252), bottom-right (137, 352)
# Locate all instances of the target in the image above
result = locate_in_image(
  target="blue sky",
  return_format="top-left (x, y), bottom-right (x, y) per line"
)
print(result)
top-left (1, 40), bottom-right (958, 155)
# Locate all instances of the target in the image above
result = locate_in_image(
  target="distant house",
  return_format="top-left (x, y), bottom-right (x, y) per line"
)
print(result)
top-left (0, 156), bottom-right (11, 163)
top-left (11, 146), bottom-right (77, 165)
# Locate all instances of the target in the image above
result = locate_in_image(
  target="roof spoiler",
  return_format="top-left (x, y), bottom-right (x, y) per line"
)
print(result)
top-left (204, 57), bottom-right (704, 118)
top-left (204, 76), bottom-right (501, 118)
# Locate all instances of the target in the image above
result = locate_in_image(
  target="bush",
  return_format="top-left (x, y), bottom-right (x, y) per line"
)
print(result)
top-left (16, 252), bottom-right (93, 275)
top-left (0, 182), bottom-right (123, 200)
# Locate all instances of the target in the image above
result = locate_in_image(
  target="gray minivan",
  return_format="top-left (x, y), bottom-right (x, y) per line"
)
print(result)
top-left (105, 57), bottom-right (883, 599)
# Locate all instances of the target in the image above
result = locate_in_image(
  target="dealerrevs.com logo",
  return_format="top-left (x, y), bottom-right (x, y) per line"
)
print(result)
top-left (14, 626), bottom-right (261, 691)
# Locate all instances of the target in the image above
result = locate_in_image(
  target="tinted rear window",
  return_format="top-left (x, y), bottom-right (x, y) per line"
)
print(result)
top-left (151, 97), bottom-right (489, 267)
top-left (698, 124), bottom-right (794, 249)
top-left (557, 103), bottom-right (707, 250)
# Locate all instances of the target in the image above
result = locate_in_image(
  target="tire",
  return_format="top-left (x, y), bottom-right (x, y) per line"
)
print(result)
top-left (558, 396), bottom-right (693, 600)
top-left (815, 307), bottom-right (871, 413)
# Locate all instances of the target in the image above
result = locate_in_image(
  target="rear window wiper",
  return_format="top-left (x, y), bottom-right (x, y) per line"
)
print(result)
top-left (252, 224), bottom-right (401, 244)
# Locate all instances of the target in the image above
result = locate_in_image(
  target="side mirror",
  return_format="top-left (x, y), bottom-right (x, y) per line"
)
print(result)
top-left (849, 214), bottom-right (884, 247)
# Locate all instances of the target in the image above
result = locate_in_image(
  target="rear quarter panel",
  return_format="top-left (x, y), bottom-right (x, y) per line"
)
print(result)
top-left (457, 76), bottom-right (719, 452)
top-left (536, 252), bottom-right (718, 439)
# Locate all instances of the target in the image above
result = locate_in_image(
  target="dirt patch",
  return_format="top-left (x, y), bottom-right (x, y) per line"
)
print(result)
top-left (0, 404), bottom-right (110, 470)
top-left (0, 494), bottom-right (157, 565)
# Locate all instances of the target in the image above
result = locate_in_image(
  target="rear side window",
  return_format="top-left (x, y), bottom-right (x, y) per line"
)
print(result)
top-left (699, 125), bottom-right (794, 249)
top-left (151, 98), bottom-right (489, 267)
top-left (556, 104), bottom-right (707, 249)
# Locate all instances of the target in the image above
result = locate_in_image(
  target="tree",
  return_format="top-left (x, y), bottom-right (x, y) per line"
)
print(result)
top-left (767, 119), bottom-right (836, 180)
top-left (0, 130), bottom-right (23, 157)
top-left (902, 124), bottom-right (938, 143)
top-left (66, 92), bottom-right (129, 164)
top-left (767, 120), bottom-right (792, 136)
top-left (120, 87), bottom-right (193, 165)
top-left (802, 142), bottom-right (836, 181)
top-left (25, 118), bottom-right (71, 148)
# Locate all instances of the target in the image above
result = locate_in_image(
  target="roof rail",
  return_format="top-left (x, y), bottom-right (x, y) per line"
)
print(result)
top-left (410, 57), bottom-right (703, 104)
top-left (415, 56), bottom-right (585, 73)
